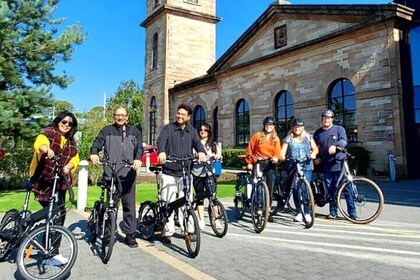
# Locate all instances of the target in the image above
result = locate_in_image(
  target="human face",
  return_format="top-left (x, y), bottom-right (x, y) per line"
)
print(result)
top-left (322, 116), bottom-right (334, 129)
top-left (199, 126), bottom-right (210, 139)
top-left (176, 108), bottom-right (190, 127)
top-left (264, 123), bottom-right (275, 133)
top-left (113, 108), bottom-right (128, 127)
top-left (292, 125), bottom-right (303, 136)
top-left (58, 116), bottom-right (74, 134)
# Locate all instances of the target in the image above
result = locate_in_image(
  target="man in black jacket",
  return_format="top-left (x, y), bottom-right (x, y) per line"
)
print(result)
top-left (157, 103), bottom-right (206, 244)
top-left (90, 107), bottom-right (143, 247)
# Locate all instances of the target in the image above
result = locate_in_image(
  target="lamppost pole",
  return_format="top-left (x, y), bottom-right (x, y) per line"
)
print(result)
top-left (102, 92), bottom-right (106, 121)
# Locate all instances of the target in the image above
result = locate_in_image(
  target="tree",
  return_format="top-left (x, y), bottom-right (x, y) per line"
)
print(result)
top-left (53, 99), bottom-right (75, 114)
top-left (0, 0), bottom-right (86, 141)
top-left (107, 80), bottom-right (143, 130)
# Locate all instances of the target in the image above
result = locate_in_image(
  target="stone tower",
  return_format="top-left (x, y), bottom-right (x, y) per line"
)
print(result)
top-left (141, 0), bottom-right (220, 145)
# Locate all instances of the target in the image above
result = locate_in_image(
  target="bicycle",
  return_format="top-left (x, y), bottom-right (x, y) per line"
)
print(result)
top-left (234, 155), bottom-right (270, 233)
top-left (137, 155), bottom-right (201, 258)
top-left (311, 148), bottom-right (384, 224)
top-left (0, 156), bottom-right (78, 280)
top-left (192, 157), bottom-right (228, 238)
top-left (86, 158), bottom-right (132, 264)
top-left (270, 157), bottom-right (315, 228)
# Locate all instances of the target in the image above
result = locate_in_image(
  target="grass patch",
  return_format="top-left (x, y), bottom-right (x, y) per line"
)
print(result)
top-left (0, 181), bottom-right (236, 213)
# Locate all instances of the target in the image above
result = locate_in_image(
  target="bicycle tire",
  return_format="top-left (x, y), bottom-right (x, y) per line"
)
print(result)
top-left (184, 209), bottom-right (200, 258)
top-left (251, 181), bottom-right (270, 233)
top-left (87, 201), bottom-right (100, 245)
top-left (16, 225), bottom-right (77, 280)
top-left (337, 177), bottom-right (384, 224)
top-left (208, 198), bottom-right (228, 238)
top-left (234, 179), bottom-right (247, 219)
top-left (0, 209), bottom-right (19, 261)
top-left (101, 209), bottom-right (116, 264)
top-left (297, 179), bottom-right (315, 229)
top-left (137, 201), bottom-right (156, 240)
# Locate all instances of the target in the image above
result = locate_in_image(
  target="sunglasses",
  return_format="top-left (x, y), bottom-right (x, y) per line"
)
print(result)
top-left (60, 120), bottom-right (74, 127)
top-left (199, 128), bottom-right (210, 132)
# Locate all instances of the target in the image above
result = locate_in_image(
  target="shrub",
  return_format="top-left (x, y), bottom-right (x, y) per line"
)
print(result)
top-left (222, 148), bottom-right (246, 168)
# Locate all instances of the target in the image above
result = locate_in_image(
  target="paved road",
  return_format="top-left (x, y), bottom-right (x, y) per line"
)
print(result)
top-left (1, 179), bottom-right (420, 280)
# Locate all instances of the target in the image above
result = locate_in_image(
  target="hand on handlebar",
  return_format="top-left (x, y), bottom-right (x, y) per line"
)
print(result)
top-left (89, 154), bottom-right (100, 165)
top-left (197, 152), bottom-right (207, 163)
top-left (328, 145), bottom-right (337, 155)
top-left (132, 159), bottom-right (142, 171)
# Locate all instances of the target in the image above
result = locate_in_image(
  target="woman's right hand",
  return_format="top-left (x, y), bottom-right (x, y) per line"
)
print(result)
top-left (247, 163), bottom-right (253, 170)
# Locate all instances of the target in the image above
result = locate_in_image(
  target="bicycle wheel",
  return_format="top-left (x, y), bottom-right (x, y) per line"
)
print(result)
top-left (101, 209), bottom-right (116, 264)
top-left (87, 201), bottom-right (101, 245)
top-left (16, 225), bottom-right (77, 280)
top-left (297, 179), bottom-right (315, 229)
top-left (184, 209), bottom-right (200, 258)
top-left (234, 179), bottom-right (247, 219)
top-left (286, 190), bottom-right (298, 214)
top-left (208, 199), bottom-right (228, 238)
top-left (251, 181), bottom-right (270, 233)
top-left (0, 209), bottom-right (19, 261)
top-left (137, 201), bottom-right (156, 240)
top-left (337, 177), bottom-right (384, 224)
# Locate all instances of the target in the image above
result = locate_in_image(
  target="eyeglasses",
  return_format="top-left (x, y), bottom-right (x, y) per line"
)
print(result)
top-left (114, 114), bottom-right (127, 118)
top-left (199, 129), bottom-right (209, 132)
top-left (60, 120), bottom-right (74, 127)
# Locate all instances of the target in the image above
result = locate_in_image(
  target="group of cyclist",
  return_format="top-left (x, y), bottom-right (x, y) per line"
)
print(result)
top-left (25, 102), bottom-right (349, 267)
top-left (245, 109), bottom-right (351, 223)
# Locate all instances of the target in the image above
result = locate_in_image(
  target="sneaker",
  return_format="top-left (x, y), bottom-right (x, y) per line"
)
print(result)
top-left (42, 253), bottom-right (68, 266)
top-left (198, 219), bottom-right (205, 230)
top-left (304, 214), bottom-right (312, 223)
top-left (268, 215), bottom-right (274, 223)
top-left (326, 214), bottom-right (337, 220)
top-left (293, 213), bottom-right (303, 222)
top-left (161, 236), bottom-right (171, 244)
top-left (214, 219), bottom-right (223, 230)
top-left (349, 214), bottom-right (358, 220)
top-left (125, 234), bottom-right (138, 248)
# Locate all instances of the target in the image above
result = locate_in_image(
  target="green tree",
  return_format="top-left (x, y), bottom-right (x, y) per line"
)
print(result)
top-left (0, 0), bottom-right (86, 141)
top-left (108, 80), bottom-right (143, 130)
top-left (53, 99), bottom-right (75, 114)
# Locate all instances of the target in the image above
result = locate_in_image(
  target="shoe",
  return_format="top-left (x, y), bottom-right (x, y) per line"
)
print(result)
top-left (161, 236), bottom-right (171, 244)
top-left (198, 219), bottom-right (205, 230)
top-left (349, 214), bottom-right (358, 220)
top-left (268, 215), bottom-right (274, 223)
top-left (125, 234), bottom-right (138, 248)
top-left (304, 214), bottom-right (312, 223)
top-left (214, 219), bottom-right (223, 230)
top-left (42, 253), bottom-right (68, 266)
top-left (326, 214), bottom-right (337, 220)
top-left (293, 213), bottom-right (303, 222)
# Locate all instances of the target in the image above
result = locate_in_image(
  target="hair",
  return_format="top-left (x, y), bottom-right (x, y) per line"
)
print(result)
top-left (259, 126), bottom-right (280, 145)
top-left (177, 103), bottom-right (193, 116)
top-left (198, 122), bottom-right (218, 154)
top-left (287, 125), bottom-right (309, 142)
top-left (51, 111), bottom-right (78, 139)
top-left (113, 106), bottom-right (128, 116)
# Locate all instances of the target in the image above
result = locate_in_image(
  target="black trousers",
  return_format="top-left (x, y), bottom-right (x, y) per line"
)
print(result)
top-left (120, 179), bottom-right (137, 235)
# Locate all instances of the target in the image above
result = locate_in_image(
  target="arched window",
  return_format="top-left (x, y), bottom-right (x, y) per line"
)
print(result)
top-left (152, 33), bottom-right (158, 69)
top-left (193, 105), bottom-right (206, 129)
top-left (275, 90), bottom-right (294, 139)
top-left (212, 106), bottom-right (219, 141)
top-left (149, 97), bottom-right (157, 145)
top-left (154, 0), bottom-right (159, 7)
top-left (236, 99), bottom-right (250, 146)
top-left (328, 78), bottom-right (357, 142)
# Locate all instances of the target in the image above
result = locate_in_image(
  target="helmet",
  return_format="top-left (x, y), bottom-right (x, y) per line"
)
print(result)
top-left (263, 116), bottom-right (276, 125)
top-left (321, 109), bottom-right (334, 118)
top-left (291, 118), bottom-right (304, 127)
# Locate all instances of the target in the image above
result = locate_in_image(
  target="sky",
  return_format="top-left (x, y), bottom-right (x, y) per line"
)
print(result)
top-left (52, 0), bottom-right (391, 112)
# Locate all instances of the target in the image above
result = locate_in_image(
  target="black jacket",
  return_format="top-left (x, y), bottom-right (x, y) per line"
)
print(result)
top-left (90, 124), bottom-right (143, 181)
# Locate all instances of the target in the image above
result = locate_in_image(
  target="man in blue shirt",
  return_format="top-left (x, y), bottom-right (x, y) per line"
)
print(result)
top-left (313, 109), bottom-right (356, 219)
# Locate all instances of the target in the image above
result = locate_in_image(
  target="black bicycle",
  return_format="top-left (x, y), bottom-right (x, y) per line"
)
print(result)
top-left (86, 158), bottom-right (131, 264)
top-left (234, 155), bottom-right (270, 233)
top-left (270, 157), bottom-right (315, 228)
top-left (192, 157), bottom-right (228, 238)
top-left (137, 155), bottom-right (201, 258)
top-left (311, 148), bottom-right (384, 224)
top-left (0, 156), bottom-right (78, 280)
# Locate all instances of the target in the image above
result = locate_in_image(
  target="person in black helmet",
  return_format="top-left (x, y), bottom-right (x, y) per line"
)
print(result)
top-left (313, 109), bottom-right (356, 220)
top-left (245, 116), bottom-right (281, 222)
top-left (280, 118), bottom-right (318, 223)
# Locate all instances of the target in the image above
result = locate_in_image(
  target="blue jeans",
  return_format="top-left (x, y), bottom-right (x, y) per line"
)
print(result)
top-left (324, 171), bottom-right (356, 217)
top-left (292, 170), bottom-right (312, 214)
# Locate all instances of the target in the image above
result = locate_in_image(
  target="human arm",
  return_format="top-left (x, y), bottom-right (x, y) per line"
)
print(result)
top-left (63, 153), bottom-right (80, 175)
top-left (245, 133), bottom-right (258, 169)
top-left (131, 129), bottom-right (143, 171)
top-left (280, 141), bottom-right (288, 162)
top-left (328, 126), bottom-right (348, 155)
top-left (89, 128), bottom-right (106, 165)
top-left (34, 134), bottom-right (55, 159)
top-left (156, 125), bottom-right (169, 164)
top-left (310, 138), bottom-right (319, 159)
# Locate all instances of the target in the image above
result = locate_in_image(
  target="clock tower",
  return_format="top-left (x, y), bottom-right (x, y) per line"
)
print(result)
top-left (141, 0), bottom-right (220, 145)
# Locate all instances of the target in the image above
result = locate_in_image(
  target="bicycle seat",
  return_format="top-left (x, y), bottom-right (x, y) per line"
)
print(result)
top-left (149, 166), bottom-right (162, 174)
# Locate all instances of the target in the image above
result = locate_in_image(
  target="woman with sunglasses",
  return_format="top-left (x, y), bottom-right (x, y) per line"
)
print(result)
top-left (192, 123), bottom-right (222, 229)
top-left (29, 110), bottom-right (80, 265)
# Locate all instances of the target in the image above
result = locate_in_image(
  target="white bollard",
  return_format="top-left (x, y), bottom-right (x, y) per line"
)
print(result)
top-left (146, 153), bottom-right (150, 173)
top-left (77, 160), bottom-right (89, 210)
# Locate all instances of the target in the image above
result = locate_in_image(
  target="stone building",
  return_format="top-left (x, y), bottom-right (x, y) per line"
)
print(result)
top-left (141, 0), bottom-right (420, 178)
